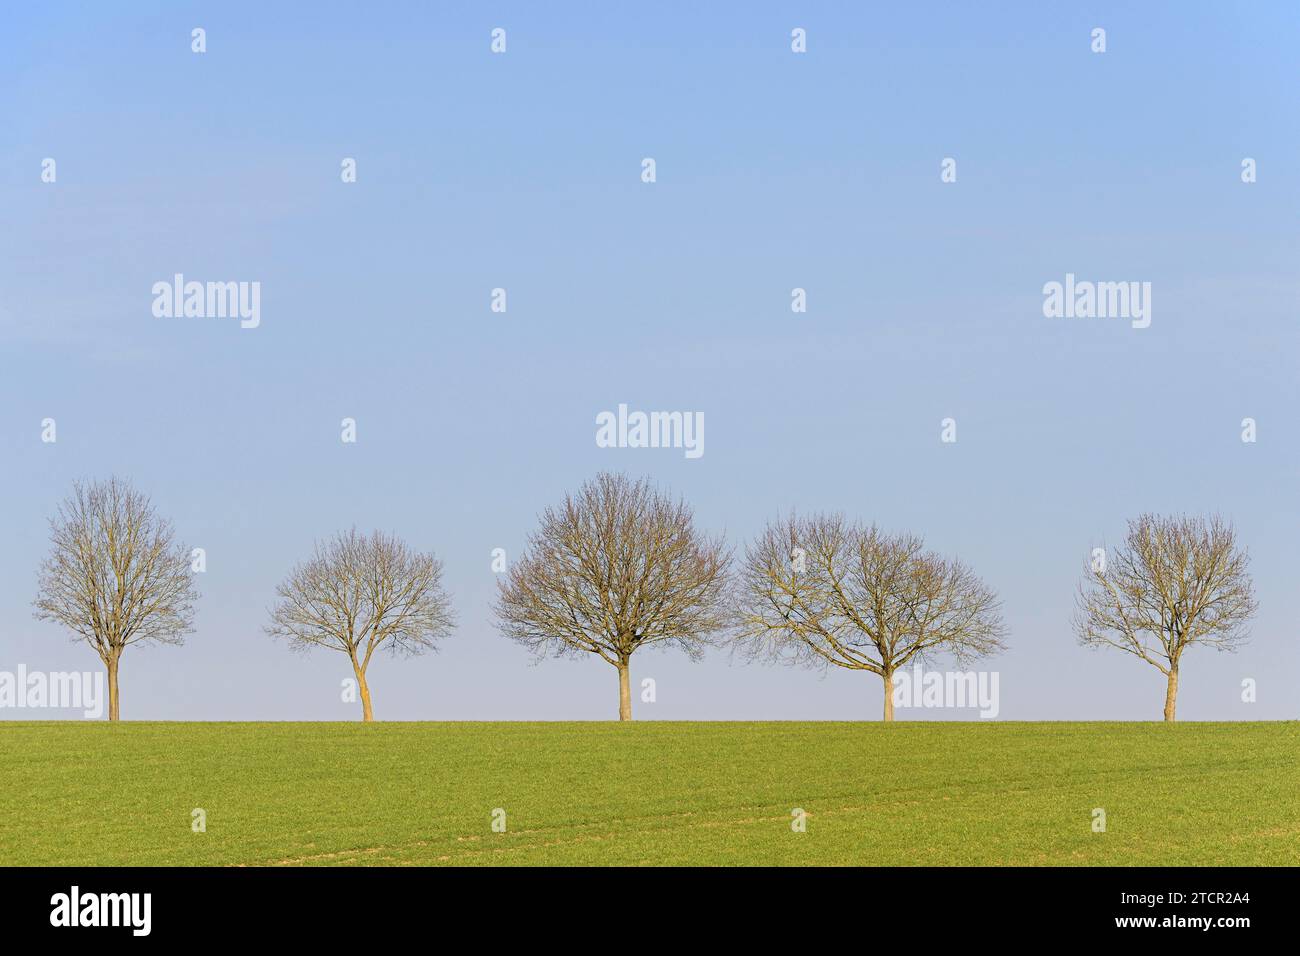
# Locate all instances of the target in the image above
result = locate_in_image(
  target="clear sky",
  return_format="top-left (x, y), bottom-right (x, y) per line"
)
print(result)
top-left (2, 2), bottom-right (1297, 720)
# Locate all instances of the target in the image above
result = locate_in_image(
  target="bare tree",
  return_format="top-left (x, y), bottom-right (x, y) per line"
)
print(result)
top-left (265, 528), bottom-right (455, 721)
top-left (32, 477), bottom-right (199, 720)
top-left (1075, 513), bottom-right (1256, 722)
top-left (733, 514), bottom-right (1006, 721)
top-left (494, 472), bottom-right (730, 720)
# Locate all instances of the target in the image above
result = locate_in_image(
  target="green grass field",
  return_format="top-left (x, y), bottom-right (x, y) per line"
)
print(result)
top-left (1, 721), bottom-right (1297, 866)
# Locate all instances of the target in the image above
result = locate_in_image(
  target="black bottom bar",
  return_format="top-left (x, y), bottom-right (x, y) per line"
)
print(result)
top-left (0, 866), bottom-right (1278, 941)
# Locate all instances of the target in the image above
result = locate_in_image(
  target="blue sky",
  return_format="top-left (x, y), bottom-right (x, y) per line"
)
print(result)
top-left (2, 1), bottom-right (1297, 720)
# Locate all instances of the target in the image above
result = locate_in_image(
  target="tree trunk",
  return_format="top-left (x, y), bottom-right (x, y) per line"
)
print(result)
top-left (1163, 667), bottom-right (1178, 722)
top-left (882, 668), bottom-right (895, 722)
top-left (106, 655), bottom-right (120, 721)
top-left (617, 661), bottom-right (632, 721)
top-left (353, 660), bottom-right (374, 722)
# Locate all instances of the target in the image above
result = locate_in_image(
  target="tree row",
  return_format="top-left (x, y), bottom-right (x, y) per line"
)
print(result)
top-left (33, 473), bottom-right (1257, 723)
